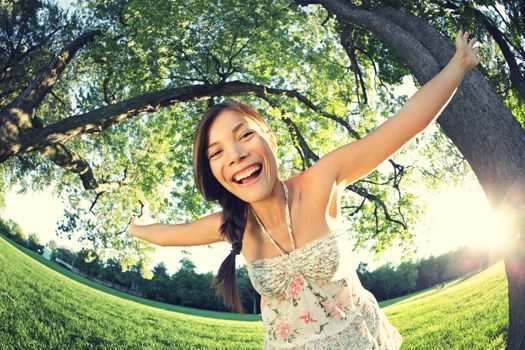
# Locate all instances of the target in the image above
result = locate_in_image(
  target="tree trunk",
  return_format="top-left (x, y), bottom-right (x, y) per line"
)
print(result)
top-left (298, 1), bottom-right (525, 348)
top-left (505, 239), bottom-right (525, 349)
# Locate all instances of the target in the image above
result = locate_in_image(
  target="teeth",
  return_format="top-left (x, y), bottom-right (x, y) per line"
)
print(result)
top-left (234, 164), bottom-right (261, 182)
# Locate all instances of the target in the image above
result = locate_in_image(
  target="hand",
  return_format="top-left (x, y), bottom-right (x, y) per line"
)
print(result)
top-left (129, 215), bottom-right (140, 238)
top-left (454, 30), bottom-right (481, 70)
top-left (129, 214), bottom-right (149, 238)
top-left (129, 203), bottom-right (155, 238)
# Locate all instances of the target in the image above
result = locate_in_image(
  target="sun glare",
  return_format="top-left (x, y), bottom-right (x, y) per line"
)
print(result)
top-left (463, 207), bottom-right (511, 249)
top-left (416, 185), bottom-right (512, 257)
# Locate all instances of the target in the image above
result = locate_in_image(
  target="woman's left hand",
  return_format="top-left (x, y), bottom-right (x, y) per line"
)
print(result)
top-left (454, 30), bottom-right (481, 70)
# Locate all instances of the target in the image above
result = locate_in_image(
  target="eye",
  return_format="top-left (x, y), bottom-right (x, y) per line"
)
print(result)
top-left (209, 150), bottom-right (222, 159)
top-left (240, 131), bottom-right (254, 140)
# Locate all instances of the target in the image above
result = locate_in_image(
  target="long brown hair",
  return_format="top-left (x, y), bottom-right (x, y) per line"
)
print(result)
top-left (193, 100), bottom-right (275, 314)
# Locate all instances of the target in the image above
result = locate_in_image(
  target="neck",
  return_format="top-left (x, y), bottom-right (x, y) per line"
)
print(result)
top-left (249, 179), bottom-right (287, 230)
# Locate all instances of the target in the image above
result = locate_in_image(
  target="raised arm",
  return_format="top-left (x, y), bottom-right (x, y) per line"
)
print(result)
top-left (129, 211), bottom-right (225, 247)
top-left (302, 30), bottom-right (480, 189)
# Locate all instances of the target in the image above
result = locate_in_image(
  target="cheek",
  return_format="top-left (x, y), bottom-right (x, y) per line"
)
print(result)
top-left (209, 162), bottom-right (224, 183)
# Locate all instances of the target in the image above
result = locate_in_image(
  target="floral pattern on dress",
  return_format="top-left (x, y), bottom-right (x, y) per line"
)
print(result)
top-left (322, 295), bottom-right (347, 320)
top-left (299, 311), bottom-right (318, 324)
top-left (247, 231), bottom-right (402, 349)
top-left (275, 316), bottom-right (293, 341)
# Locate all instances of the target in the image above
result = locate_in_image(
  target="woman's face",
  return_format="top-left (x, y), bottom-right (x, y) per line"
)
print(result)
top-left (207, 109), bottom-right (278, 203)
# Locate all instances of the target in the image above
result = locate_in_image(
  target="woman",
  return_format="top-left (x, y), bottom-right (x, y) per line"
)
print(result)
top-left (129, 31), bottom-right (480, 349)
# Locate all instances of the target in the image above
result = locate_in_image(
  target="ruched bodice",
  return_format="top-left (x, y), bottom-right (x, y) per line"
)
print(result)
top-left (247, 228), bottom-right (356, 299)
top-left (246, 181), bottom-right (402, 349)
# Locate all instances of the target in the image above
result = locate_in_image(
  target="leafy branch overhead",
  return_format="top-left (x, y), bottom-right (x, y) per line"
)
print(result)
top-left (1, 0), bottom-right (524, 264)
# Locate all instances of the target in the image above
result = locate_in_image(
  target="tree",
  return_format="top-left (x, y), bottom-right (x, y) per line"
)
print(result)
top-left (74, 248), bottom-right (102, 277)
top-left (146, 262), bottom-right (170, 301)
top-left (417, 256), bottom-right (439, 290)
top-left (26, 232), bottom-right (44, 254)
top-left (0, 217), bottom-right (10, 236)
top-left (0, 217), bottom-right (26, 244)
top-left (54, 247), bottom-right (75, 265)
top-left (47, 239), bottom-right (58, 252)
top-left (294, 1), bottom-right (525, 347)
top-left (1, 0), bottom-right (524, 346)
top-left (394, 261), bottom-right (418, 295)
top-left (47, 239), bottom-right (58, 260)
top-left (171, 257), bottom-right (198, 307)
top-left (99, 258), bottom-right (121, 284)
top-left (236, 265), bottom-right (260, 314)
top-left (0, 0), bottom-right (421, 264)
top-left (438, 251), bottom-right (461, 281)
top-left (372, 264), bottom-right (397, 300)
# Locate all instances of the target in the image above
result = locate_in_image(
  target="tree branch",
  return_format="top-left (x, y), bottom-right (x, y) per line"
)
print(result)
top-left (7, 29), bottom-right (103, 114)
top-left (5, 81), bottom-right (356, 161)
top-left (257, 94), bottom-right (318, 167)
top-left (339, 23), bottom-right (368, 105)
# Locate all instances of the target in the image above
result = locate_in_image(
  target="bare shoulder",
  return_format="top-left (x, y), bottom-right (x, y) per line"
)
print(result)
top-left (283, 173), bottom-right (303, 201)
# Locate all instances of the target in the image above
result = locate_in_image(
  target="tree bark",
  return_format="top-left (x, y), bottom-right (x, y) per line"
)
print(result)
top-left (297, 0), bottom-right (525, 348)
top-left (505, 239), bottom-right (525, 349)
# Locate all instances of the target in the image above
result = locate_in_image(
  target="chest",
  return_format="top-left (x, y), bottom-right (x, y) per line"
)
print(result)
top-left (246, 230), bottom-right (356, 299)
top-left (242, 180), bottom-right (342, 264)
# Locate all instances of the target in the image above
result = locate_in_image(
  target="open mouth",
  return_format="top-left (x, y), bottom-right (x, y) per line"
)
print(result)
top-left (232, 163), bottom-right (263, 185)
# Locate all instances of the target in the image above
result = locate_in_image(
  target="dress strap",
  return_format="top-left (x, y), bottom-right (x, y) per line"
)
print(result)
top-left (250, 180), bottom-right (296, 256)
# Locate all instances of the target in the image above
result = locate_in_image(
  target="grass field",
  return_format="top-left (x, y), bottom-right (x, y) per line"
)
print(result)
top-left (0, 235), bottom-right (508, 349)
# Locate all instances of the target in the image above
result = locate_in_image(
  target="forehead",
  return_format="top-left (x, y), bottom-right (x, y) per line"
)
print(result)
top-left (207, 110), bottom-right (259, 144)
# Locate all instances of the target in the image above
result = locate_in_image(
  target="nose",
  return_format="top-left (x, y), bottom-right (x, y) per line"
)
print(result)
top-left (228, 144), bottom-right (248, 166)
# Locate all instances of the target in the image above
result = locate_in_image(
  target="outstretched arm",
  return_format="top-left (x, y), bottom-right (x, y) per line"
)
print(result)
top-left (129, 211), bottom-right (225, 246)
top-left (303, 30), bottom-right (480, 188)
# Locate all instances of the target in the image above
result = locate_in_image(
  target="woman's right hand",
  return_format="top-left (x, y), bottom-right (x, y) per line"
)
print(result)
top-left (129, 215), bottom-right (142, 238)
top-left (129, 202), bottom-right (152, 238)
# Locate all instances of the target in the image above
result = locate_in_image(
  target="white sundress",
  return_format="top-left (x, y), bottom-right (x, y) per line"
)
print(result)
top-left (246, 181), bottom-right (403, 349)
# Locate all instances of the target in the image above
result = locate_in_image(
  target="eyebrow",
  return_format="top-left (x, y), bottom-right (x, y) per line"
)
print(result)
top-left (207, 122), bottom-right (245, 149)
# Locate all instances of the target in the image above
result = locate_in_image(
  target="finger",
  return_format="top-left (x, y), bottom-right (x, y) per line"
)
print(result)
top-left (474, 48), bottom-right (481, 62)
top-left (463, 31), bottom-right (469, 43)
top-left (469, 38), bottom-right (476, 48)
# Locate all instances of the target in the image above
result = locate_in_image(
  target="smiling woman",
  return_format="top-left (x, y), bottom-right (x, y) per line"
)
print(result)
top-left (204, 108), bottom-right (278, 204)
top-left (129, 30), bottom-right (481, 350)
top-left (178, 100), bottom-right (404, 349)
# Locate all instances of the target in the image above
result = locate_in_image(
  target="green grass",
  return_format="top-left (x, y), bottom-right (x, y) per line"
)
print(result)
top-left (386, 262), bottom-right (508, 349)
top-left (0, 235), bottom-right (508, 349)
top-left (0, 236), bottom-right (260, 322)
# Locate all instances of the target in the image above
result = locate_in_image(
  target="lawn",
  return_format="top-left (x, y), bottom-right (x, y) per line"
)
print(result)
top-left (0, 235), bottom-right (508, 349)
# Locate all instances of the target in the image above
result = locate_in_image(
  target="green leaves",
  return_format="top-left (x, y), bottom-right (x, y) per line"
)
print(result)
top-left (5, 0), bottom-right (522, 272)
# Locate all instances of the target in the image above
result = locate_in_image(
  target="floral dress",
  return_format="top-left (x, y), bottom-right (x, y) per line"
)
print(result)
top-left (246, 181), bottom-right (403, 349)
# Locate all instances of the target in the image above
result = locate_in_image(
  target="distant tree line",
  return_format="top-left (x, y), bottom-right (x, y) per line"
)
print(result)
top-left (0, 216), bottom-right (502, 313)
top-left (0, 216), bottom-right (260, 313)
top-left (51, 245), bottom-right (261, 314)
top-left (0, 217), bottom-right (45, 254)
top-left (357, 246), bottom-right (500, 301)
